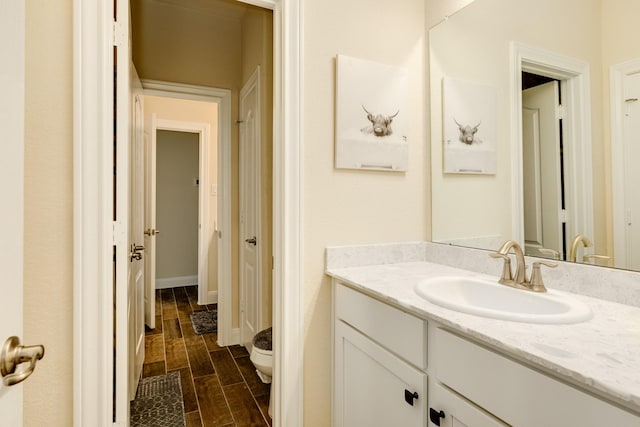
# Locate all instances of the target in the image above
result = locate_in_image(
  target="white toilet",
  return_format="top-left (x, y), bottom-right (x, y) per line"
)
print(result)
top-left (250, 327), bottom-right (273, 417)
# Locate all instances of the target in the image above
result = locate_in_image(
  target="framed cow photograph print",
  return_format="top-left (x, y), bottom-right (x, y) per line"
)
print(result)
top-left (442, 76), bottom-right (497, 175)
top-left (335, 54), bottom-right (409, 171)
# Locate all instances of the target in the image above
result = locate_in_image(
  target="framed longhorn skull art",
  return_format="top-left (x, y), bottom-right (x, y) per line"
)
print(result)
top-left (442, 76), bottom-right (497, 174)
top-left (335, 54), bottom-right (409, 171)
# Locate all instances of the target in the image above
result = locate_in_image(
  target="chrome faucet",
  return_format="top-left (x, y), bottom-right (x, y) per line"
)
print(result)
top-left (490, 240), bottom-right (557, 292)
top-left (568, 234), bottom-right (592, 262)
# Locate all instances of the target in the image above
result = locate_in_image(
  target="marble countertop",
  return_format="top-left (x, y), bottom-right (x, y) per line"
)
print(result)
top-left (326, 261), bottom-right (640, 414)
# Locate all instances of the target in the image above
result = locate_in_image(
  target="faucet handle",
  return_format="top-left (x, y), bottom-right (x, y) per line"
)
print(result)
top-left (582, 254), bottom-right (611, 266)
top-left (528, 261), bottom-right (557, 292)
top-left (490, 253), bottom-right (512, 284)
top-left (538, 248), bottom-right (560, 260)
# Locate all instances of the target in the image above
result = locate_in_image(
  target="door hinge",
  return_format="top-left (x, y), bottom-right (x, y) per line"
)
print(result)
top-left (560, 209), bottom-right (568, 223)
top-left (113, 21), bottom-right (126, 47)
top-left (556, 104), bottom-right (566, 120)
top-left (113, 221), bottom-right (126, 246)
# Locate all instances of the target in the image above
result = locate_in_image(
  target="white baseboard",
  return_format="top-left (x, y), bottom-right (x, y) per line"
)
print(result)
top-left (206, 290), bottom-right (218, 305)
top-left (155, 275), bottom-right (198, 289)
top-left (228, 328), bottom-right (241, 346)
top-left (217, 328), bottom-right (241, 347)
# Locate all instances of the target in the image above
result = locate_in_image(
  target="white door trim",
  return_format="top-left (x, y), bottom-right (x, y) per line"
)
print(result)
top-left (74, 1), bottom-right (120, 424)
top-left (0, 2), bottom-right (25, 424)
top-left (142, 80), bottom-right (235, 346)
top-left (153, 118), bottom-right (211, 308)
top-left (510, 42), bottom-right (593, 251)
top-left (73, 1), bottom-right (303, 426)
top-left (247, 1), bottom-right (305, 425)
top-left (610, 58), bottom-right (640, 269)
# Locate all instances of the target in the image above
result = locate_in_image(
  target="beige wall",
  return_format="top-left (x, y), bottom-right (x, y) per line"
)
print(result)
top-left (303, 0), bottom-right (428, 424)
top-left (23, 0), bottom-right (73, 425)
top-left (156, 130), bottom-right (200, 279)
top-left (425, 0), bottom-right (475, 24)
top-left (429, 0), bottom-right (605, 253)
top-left (131, 0), bottom-right (243, 89)
top-left (143, 96), bottom-right (220, 295)
top-left (241, 7), bottom-right (274, 329)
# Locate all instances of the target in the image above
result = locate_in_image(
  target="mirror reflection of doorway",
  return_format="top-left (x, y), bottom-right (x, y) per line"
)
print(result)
top-left (612, 61), bottom-right (640, 271)
top-left (522, 72), bottom-right (567, 260)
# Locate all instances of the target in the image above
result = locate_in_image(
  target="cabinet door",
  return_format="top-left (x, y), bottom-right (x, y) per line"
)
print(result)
top-left (428, 382), bottom-right (508, 427)
top-left (334, 320), bottom-right (427, 427)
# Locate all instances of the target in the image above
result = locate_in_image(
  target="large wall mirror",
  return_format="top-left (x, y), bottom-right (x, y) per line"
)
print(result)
top-left (429, 0), bottom-right (640, 271)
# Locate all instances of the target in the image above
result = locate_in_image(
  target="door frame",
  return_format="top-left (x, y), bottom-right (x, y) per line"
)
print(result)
top-left (510, 42), bottom-right (593, 249)
top-left (152, 117), bottom-right (212, 305)
top-left (73, 0), bottom-right (303, 426)
top-left (143, 80), bottom-right (234, 345)
top-left (239, 66), bottom-right (263, 348)
top-left (610, 58), bottom-right (640, 269)
top-left (522, 81), bottom-right (564, 259)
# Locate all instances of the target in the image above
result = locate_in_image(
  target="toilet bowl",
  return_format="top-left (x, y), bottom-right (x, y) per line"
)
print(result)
top-left (250, 327), bottom-right (273, 417)
top-left (250, 345), bottom-right (272, 382)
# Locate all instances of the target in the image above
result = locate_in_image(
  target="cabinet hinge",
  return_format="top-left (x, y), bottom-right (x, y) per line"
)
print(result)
top-left (113, 21), bottom-right (126, 47)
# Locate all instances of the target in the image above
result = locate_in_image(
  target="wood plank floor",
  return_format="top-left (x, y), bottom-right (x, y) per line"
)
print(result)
top-left (141, 286), bottom-right (272, 427)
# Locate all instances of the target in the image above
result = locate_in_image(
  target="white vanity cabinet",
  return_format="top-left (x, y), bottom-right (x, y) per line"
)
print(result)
top-left (333, 280), bottom-right (640, 427)
top-left (333, 282), bottom-right (428, 427)
top-left (431, 327), bottom-right (640, 427)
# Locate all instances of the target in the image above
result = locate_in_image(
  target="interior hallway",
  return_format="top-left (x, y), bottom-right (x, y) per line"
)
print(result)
top-left (142, 286), bottom-right (272, 427)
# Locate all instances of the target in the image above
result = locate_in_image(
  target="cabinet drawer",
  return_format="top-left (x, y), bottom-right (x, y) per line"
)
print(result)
top-left (335, 282), bottom-right (426, 369)
top-left (434, 328), bottom-right (640, 427)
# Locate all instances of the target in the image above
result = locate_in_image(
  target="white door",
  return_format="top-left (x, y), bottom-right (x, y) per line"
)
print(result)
top-left (144, 116), bottom-right (157, 330)
top-left (522, 81), bottom-right (564, 259)
top-left (114, 0), bottom-right (144, 414)
top-left (522, 106), bottom-right (544, 255)
top-left (0, 2), bottom-right (26, 423)
top-left (239, 68), bottom-right (262, 349)
top-left (128, 64), bottom-right (146, 400)
top-left (623, 71), bottom-right (640, 270)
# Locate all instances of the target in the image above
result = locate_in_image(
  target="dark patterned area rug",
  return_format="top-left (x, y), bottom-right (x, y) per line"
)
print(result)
top-left (130, 372), bottom-right (186, 427)
top-left (190, 308), bottom-right (217, 334)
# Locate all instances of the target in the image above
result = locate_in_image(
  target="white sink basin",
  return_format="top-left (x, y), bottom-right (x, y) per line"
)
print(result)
top-left (414, 276), bottom-right (592, 324)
